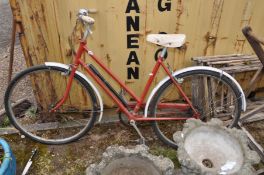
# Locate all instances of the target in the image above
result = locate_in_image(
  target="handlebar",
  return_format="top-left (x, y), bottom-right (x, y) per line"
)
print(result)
top-left (77, 9), bottom-right (96, 41)
top-left (78, 9), bottom-right (95, 25)
top-left (80, 15), bottom-right (95, 25)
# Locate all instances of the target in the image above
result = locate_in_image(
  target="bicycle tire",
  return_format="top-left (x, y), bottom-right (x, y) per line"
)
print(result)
top-left (149, 69), bottom-right (243, 148)
top-left (4, 65), bottom-right (99, 145)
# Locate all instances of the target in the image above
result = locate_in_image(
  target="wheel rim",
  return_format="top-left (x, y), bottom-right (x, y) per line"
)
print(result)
top-left (5, 67), bottom-right (97, 144)
top-left (151, 72), bottom-right (241, 147)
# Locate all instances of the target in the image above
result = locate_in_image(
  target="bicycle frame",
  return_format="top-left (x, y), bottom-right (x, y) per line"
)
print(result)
top-left (51, 41), bottom-right (200, 121)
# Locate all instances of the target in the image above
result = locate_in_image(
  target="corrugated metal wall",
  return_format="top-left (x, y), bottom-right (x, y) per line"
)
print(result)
top-left (10, 0), bottom-right (264, 107)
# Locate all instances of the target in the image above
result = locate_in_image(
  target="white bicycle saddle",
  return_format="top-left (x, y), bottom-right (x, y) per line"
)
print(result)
top-left (147, 34), bottom-right (186, 48)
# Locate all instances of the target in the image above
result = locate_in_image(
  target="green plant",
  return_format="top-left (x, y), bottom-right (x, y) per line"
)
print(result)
top-left (25, 107), bottom-right (37, 118)
top-left (150, 146), bottom-right (180, 168)
top-left (1, 115), bottom-right (10, 128)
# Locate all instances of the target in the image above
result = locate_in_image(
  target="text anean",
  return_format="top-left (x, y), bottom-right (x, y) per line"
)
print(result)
top-left (125, 0), bottom-right (172, 80)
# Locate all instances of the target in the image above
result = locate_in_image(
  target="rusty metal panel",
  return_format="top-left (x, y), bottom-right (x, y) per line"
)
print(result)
top-left (9, 0), bottom-right (264, 107)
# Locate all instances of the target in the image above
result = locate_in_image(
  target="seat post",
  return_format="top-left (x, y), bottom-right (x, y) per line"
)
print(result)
top-left (160, 47), bottom-right (167, 59)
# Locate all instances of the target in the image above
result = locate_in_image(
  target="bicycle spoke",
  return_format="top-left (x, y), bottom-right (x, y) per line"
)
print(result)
top-left (151, 70), bottom-right (241, 148)
top-left (5, 66), bottom-right (98, 144)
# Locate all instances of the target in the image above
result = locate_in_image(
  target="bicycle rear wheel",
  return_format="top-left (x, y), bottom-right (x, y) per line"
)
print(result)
top-left (149, 69), bottom-right (243, 148)
top-left (4, 65), bottom-right (99, 145)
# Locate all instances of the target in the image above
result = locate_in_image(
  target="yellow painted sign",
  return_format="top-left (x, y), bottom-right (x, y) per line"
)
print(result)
top-left (10, 0), bottom-right (264, 106)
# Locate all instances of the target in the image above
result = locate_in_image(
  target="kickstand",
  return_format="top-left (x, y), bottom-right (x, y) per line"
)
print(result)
top-left (130, 120), bottom-right (146, 145)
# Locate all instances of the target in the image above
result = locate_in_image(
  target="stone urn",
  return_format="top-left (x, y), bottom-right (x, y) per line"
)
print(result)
top-left (173, 119), bottom-right (260, 175)
top-left (86, 145), bottom-right (175, 175)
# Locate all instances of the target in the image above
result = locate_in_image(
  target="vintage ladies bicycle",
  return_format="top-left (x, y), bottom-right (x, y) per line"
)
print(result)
top-left (4, 9), bottom-right (246, 147)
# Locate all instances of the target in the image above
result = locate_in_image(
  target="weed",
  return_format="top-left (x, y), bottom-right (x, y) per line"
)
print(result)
top-left (25, 107), bottom-right (37, 118)
top-left (150, 146), bottom-right (181, 168)
top-left (1, 115), bottom-right (10, 128)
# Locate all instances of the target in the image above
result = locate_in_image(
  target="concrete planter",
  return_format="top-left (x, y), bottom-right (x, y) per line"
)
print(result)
top-left (86, 145), bottom-right (175, 175)
top-left (173, 119), bottom-right (260, 175)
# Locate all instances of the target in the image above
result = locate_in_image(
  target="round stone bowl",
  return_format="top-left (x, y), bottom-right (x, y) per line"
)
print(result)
top-left (100, 156), bottom-right (161, 175)
top-left (184, 126), bottom-right (243, 174)
top-left (85, 145), bottom-right (175, 175)
top-left (173, 119), bottom-right (260, 175)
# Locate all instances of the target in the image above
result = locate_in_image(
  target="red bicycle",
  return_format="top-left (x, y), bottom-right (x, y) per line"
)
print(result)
top-left (4, 9), bottom-right (246, 147)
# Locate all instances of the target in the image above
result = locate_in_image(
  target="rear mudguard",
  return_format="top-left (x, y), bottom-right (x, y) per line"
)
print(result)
top-left (45, 62), bottom-right (104, 122)
top-left (144, 66), bottom-right (246, 117)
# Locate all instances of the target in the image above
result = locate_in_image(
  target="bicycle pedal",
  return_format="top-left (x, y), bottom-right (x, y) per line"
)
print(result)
top-left (139, 138), bottom-right (146, 145)
top-left (133, 138), bottom-right (147, 145)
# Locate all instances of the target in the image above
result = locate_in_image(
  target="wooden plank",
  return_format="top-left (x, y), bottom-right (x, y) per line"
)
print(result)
top-left (256, 169), bottom-right (264, 175)
top-left (221, 65), bottom-right (261, 73)
top-left (238, 122), bottom-right (264, 163)
top-left (192, 54), bottom-right (242, 61)
top-left (203, 77), bottom-right (210, 121)
top-left (207, 75), bottom-right (216, 117)
top-left (0, 108), bottom-right (122, 135)
top-left (0, 127), bottom-right (18, 135)
top-left (192, 54), bottom-right (256, 62)
top-left (242, 113), bottom-right (264, 124)
top-left (248, 101), bottom-right (264, 107)
top-left (0, 120), bottom-right (87, 135)
top-left (191, 76), bottom-right (202, 111)
top-left (193, 58), bottom-right (260, 66)
top-left (203, 56), bottom-right (257, 63)
top-left (220, 84), bottom-right (224, 110)
top-left (245, 68), bottom-right (264, 97)
top-left (0, 98), bottom-right (28, 116)
top-left (240, 103), bottom-right (264, 123)
top-left (228, 61), bottom-right (261, 66)
top-left (209, 58), bottom-right (259, 65)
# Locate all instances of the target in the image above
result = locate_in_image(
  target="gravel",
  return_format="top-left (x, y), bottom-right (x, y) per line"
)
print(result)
top-left (0, 3), bottom-right (12, 48)
top-left (0, 3), bottom-right (26, 109)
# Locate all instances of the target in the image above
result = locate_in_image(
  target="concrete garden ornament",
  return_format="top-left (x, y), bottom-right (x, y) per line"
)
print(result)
top-left (173, 119), bottom-right (260, 175)
top-left (85, 145), bottom-right (175, 175)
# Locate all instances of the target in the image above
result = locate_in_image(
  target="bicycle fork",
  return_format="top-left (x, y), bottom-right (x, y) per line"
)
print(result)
top-left (50, 65), bottom-right (78, 112)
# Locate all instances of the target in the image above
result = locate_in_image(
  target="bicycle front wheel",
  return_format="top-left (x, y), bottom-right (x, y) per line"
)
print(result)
top-left (149, 69), bottom-right (243, 148)
top-left (4, 65), bottom-right (99, 145)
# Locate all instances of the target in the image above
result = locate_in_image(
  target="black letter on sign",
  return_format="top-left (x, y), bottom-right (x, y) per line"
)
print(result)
top-left (158, 0), bottom-right (172, 12)
top-left (127, 67), bottom-right (139, 79)
top-left (127, 16), bottom-right (140, 31)
top-left (127, 34), bottom-right (139, 48)
top-left (127, 51), bottom-right (140, 65)
top-left (126, 0), bottom-right (140, 13)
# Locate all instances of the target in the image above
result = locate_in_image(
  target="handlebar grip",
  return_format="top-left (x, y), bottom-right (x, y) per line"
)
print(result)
top-left (80, 15), bottom-right (95, 25)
